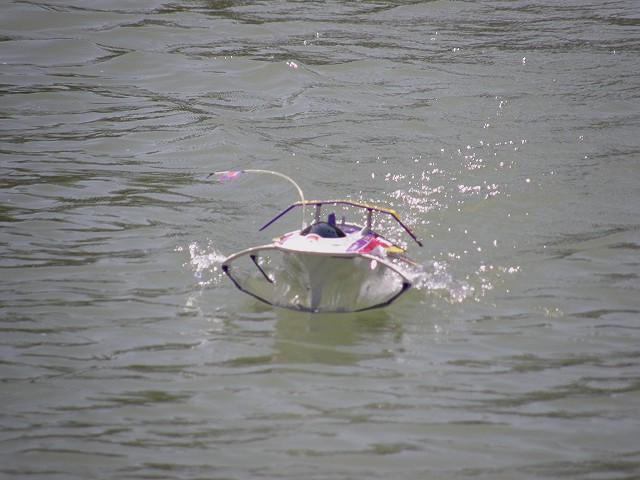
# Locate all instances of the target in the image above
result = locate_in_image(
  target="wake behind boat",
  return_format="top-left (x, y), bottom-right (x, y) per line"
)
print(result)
top-left (212, 169), bottom-right (423, 313)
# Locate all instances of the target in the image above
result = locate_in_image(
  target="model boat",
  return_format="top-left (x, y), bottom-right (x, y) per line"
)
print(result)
top-left (212, 169), bottom-right (423, 313)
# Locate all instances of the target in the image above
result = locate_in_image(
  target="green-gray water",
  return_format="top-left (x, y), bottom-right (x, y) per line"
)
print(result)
top-left (1, 1), bottom-right (639, 478)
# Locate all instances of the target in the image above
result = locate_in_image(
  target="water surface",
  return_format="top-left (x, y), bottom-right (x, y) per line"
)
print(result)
top-left (1, 1), bottom-right (639, 479)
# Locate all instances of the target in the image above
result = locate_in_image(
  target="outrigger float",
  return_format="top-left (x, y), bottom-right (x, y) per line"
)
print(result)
top-left (212, 169), bottom-right (423, 313)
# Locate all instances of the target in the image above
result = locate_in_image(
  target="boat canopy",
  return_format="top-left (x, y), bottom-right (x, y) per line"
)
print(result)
top-left (259, 200), bottom-right (423, 247)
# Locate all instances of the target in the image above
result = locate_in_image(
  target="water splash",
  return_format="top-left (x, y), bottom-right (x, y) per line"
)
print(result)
top-left (176, 243), bottom-right (492, 309)
top-left (412, 260), bottom-right (474, 304)
top-left (176, 241), bottom-right (227, 287)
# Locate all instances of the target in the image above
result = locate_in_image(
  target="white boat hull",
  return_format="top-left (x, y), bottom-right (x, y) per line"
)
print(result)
top-left (222, 246), bottom-right (416, 313)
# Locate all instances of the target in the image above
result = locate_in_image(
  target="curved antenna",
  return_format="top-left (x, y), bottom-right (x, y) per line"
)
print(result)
top-left (211, 169), bottom-right (307, 228)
